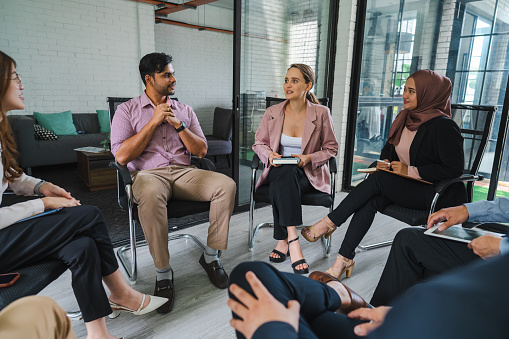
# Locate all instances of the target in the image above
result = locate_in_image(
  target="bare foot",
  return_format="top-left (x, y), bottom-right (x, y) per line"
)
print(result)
top-left (270, 239), bottom-right (289, 260)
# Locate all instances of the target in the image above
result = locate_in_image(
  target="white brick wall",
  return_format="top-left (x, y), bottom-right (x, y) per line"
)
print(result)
top-left (154, 23), bottom-right (233, 134)
top-left (0, 0), bottom-right (154, 115)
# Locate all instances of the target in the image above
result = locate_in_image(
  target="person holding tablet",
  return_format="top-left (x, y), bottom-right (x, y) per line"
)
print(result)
top-left (0, 51), bottom-right (167, 339)
top-left (370, 197), bottom-right (509, 306)
top-left (252, 64), bottom-right (338, 274)
top-left (302, 70), bottom-right (467, 280)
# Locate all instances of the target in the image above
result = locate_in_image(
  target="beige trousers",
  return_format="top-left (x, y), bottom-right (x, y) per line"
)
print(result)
top-left (0, 296), bottom-right (76, 339)
top-left (132, 165), bottom-right (236, 269)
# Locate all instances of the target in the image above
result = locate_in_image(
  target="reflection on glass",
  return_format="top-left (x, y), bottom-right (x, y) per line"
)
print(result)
top-left (238, 0), bottom-right (332, 204)
top-left (351, 0), bottom-right (439, 186)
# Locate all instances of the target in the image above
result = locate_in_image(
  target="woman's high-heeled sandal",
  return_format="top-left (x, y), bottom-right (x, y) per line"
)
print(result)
top-left (288, 237), bottom-right (309, 274)
top-left (269, 249), bottom-right (289, 263)
top-left (109, 294), bottom-right (168, 318)
top-left (325, 255), bottom-right (355, 280)
top-left (308, 271), bottom-right (370, 314)
top-left (301, 217), bottom-right (337, 243)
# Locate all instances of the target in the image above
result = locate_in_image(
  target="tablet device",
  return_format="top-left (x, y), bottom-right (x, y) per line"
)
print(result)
top-left (15, 207), bottom-right (63, 224)
top-left (272, 156), bottom-right (301, 165)
top-left (424, 224), bottom-right (497, 243)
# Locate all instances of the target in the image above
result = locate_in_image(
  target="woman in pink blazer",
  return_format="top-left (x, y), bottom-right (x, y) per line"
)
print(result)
top-left (252, 64), bottom-right (338, 274)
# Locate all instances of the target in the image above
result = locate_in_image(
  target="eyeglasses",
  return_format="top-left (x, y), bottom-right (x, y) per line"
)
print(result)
top-left (12, 72), bottom-right (22, 85)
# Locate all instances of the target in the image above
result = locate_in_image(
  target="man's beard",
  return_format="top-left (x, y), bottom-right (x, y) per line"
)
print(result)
top-left (155, 81), bottom-right (176, 96)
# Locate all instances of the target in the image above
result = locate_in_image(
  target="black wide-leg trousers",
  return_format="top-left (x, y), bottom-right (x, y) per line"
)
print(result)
top-left (268, 166), bottom-right (314, 240)
top-left (328, 171), bottom-right (444, 259)
top-left (229, 261), bottom-right (364, 339)
top-left (0, 205), bottom-right (118, 322)
top-left (370, 227), bottom-right (479, 306)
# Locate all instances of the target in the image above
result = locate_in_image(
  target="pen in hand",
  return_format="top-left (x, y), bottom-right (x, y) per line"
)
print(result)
top-left (376, 159), bottom-right (390, 165)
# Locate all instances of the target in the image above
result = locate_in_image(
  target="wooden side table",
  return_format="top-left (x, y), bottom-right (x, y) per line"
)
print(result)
top-left (76, 150), bottom-right (117, 191)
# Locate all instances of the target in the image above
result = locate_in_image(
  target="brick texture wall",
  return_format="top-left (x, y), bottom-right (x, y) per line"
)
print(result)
top-left (0, 0), bottom-right (154, 115)
top-left (154, 23), bottom-right (233, 134)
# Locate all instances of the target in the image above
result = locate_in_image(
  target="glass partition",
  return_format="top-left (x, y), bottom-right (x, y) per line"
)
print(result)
top-left (237, 0), bottom-right (334, 205)
top-left (347, 0), bottom-right (509, 202)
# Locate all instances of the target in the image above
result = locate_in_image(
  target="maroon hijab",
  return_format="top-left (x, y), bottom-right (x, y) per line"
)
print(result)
top-left (387, 69), bottom-right (452, 146)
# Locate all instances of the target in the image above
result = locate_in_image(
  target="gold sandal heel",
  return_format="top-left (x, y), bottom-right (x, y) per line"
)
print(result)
top-left (301, 218), bottom-right (337, 242)
top-left (325, 256), bottom-right (355, 280)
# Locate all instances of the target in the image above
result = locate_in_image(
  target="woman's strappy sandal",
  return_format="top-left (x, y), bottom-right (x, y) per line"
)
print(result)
top-left (325, 255), bottom-right (355, 280)
top-left (269, 248), bottom-right (289, 263)
top-left (301, 217), bottom-right (337, 243)
top-left (288, 236), bottom-right (309, 274)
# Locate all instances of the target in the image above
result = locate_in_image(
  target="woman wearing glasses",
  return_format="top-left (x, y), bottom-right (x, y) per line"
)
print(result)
top-left (0, 51), bottom-right (168, 339)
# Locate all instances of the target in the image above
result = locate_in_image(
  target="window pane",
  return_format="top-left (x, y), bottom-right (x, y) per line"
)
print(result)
top-left (464, 1), bottom-right (495, 35)
top-left (486, 34), bottom-right (509, 72)
top-left (494, 5), bottom-right (509, 33)
top-left (238, 0), bottom-right (332, 205)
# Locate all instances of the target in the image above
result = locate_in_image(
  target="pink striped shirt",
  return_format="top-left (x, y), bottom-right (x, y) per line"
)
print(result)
top-left (110, 92), bottom-right (206, 172)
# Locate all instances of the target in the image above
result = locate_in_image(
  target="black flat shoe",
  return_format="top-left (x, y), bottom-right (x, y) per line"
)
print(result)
top-left (288, 237), bottom-right (309, 274)
top-left (269, 249), bottom-right (289, 263)
top-left (199, 253), bottom-right (229, 289)
top-left (154, 274), bottom-right (175, 314)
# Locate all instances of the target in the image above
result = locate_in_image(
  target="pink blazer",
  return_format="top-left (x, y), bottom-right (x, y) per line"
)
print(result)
top-left (252, 100), bottom-right (338, 193)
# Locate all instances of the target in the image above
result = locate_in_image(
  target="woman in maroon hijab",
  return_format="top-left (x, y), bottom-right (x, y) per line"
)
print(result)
top-left (302, 70), bottom-right (466, 279)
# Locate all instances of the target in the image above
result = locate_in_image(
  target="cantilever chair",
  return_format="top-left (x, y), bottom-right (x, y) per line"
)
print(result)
top-left (359, 104), bottom-right (497, 250)
top-left (248, 96), bottom-right (336, 257)
top-left (106, 97), bottom-right (214, 283)
top-left (205, 107), bottom-right (233, 167)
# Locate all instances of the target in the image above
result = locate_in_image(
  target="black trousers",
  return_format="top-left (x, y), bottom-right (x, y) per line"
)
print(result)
top-left (229, 261), bottom-right (363, 339)
top-left (328, 170), bottom-right (462, 259)
top-left (0, 205), bottom-right (118, 322)
top-left (370, 227), bottom-right (478, 306)
top-left (268, 166), bottom-right (314, 240)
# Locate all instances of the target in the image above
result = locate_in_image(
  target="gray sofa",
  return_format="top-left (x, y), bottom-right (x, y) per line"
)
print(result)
top-left (8, 113), bottom-right (109, 173)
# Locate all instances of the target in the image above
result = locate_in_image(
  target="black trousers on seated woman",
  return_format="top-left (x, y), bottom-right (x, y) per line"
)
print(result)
top-left (268, 165), bottom-right (315, 240)
top-left (0, 205), bottom-right (118, 322)
top-left (328, 170), bottom-right (466, 259)
top-left (229, 261), bottom-right (363, 339)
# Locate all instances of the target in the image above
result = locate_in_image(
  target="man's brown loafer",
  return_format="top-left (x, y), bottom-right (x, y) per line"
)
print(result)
top-left (154, 273), bottom-right (175, 314)
top-left (199, 253), bottom-right (229, 289)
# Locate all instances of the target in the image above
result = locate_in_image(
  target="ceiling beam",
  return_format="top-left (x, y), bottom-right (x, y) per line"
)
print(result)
top-left (155, 18), bottom-right (233, 34)
top-left (155, 0), bottom-right (220, 16)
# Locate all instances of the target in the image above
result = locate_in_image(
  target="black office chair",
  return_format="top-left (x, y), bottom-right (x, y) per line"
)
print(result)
top-left (248, 96), bottom-right (335, 256)
top-left (358, 104), bottom-right (497, 250)
top-left (205, 107), bottom-right (233, 167)
top-left (106, 97), bottom-right (215, 283)
top-left (0, 259), bottom-right (81, 319)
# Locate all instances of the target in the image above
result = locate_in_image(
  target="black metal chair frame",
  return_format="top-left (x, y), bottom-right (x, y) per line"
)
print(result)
top-left (0, 259), bottom-right (82, 319)
top-left (358, 104), bottom-right (497, 251)
top-left (248, 154), bottom-right (337, 257)
top-left (107, 97), bottom-right (214, 283)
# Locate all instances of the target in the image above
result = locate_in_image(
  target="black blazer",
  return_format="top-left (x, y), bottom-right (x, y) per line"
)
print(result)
top-left (380, 116), bottom-right (467, 207)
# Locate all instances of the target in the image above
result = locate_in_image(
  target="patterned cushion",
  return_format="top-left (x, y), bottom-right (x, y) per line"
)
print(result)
top-left (34, 124), bottom-right (58, 140)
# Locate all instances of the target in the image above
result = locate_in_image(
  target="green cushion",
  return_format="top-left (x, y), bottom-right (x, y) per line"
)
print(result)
top-left (96, 110), bottom-right (111, 133)
top-left (33, 110), bottom-right (77, 136)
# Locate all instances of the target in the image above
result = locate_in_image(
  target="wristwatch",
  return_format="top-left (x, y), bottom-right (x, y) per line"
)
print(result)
top-left (175, 121), bottom-right (187, 133)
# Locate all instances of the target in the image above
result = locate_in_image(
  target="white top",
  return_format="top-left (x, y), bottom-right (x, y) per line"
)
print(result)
top-left (279, 133), bottom-right (302, 156)
top-left (0, 142), bottom-right (44, 230)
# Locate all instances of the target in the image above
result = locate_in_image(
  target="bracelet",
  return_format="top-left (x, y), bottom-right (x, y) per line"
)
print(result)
top-left (34, 180), bottom-right (47, 197)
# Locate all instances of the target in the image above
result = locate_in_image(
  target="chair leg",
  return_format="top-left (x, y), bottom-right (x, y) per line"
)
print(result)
top-left (357, 240), bottom-right (393, 251)
top-left (117, 231), bottom-right (208, 283)
top-left (67, 311), bottom-right (82, 320)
